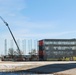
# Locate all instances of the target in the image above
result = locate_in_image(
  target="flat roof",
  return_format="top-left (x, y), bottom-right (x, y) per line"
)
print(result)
top-left (39, 39), bottom-right (76, 41)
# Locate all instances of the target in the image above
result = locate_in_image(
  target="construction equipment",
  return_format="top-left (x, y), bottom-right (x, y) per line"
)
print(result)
top-left (0, 16), bottom-right (24, 61)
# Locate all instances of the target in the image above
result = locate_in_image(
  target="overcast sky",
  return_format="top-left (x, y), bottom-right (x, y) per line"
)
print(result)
top-left (0, 0), bottom-right (76, 55)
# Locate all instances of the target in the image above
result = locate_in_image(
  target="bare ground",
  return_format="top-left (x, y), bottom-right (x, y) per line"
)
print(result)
top-left (0, 61), bottom-right (76, 75)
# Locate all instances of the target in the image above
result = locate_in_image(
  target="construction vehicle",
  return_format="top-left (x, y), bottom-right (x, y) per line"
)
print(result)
top-left (0, 16), bottom-right (25, 61)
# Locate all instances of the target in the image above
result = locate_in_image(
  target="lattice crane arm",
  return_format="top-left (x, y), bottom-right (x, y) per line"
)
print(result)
top-left (0, 16), bottom-right (21, 56)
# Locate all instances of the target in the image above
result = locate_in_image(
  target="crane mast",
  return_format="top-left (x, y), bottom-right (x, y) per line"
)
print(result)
top-left (0, 16), bottom-right (22, 56)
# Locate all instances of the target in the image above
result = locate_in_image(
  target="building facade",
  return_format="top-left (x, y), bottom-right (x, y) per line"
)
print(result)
top-left (38, 39), bottom-right (76, 60)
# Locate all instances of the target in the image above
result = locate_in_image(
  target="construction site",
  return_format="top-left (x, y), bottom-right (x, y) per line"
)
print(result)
top-left (0, 16), bottom-right (76, 75)
top-left (0, 16), bottom-right (76, 61)
top-left (0, 16), bottom-right (39, 61)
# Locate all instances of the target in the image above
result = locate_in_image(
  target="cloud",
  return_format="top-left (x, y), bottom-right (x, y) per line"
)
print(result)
top-left (0, 0), bottom-right (27, 39)
top-left (0, 0), bottom-right (26, 10)
top-left (1, 17), bottom-right (76, 40)
top-left (0, 0), bottom-right (58, 40)
top-left (0, 0), bottom-right (76, 54)
top-left (0, 0), bottom-right (26, 18)
top-left (7, 30), bottom-right (76, 39)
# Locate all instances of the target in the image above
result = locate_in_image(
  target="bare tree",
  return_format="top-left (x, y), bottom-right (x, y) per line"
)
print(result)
top-left (8, 48), bottom-right (15, 59)
top-left (29, 49), bottom-right (37, 55)
top-left (29, 49), bottom-right (38, 61)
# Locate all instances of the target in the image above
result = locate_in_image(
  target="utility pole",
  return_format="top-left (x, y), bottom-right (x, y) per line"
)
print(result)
top-left (0, 16), bottom-right (21, 56)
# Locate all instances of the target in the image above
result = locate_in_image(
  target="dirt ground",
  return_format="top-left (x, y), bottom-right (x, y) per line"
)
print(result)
top-left (0, 61), bottom-right (76, 75)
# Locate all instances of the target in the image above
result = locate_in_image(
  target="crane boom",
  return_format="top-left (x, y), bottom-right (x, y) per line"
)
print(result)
top-left (0, 16), bottom-right (21, 56)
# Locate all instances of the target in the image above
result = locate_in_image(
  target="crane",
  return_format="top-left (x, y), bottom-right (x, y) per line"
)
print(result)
top-left (0, 16), bottom-right (23, 60)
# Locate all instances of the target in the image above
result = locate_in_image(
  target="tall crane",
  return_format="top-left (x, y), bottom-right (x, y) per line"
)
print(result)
top-left (0, 16), bottom-right (22, 58)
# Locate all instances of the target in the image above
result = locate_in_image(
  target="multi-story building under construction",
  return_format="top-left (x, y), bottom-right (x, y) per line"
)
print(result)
top-left (38, 39), bottom-right (76, 60)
